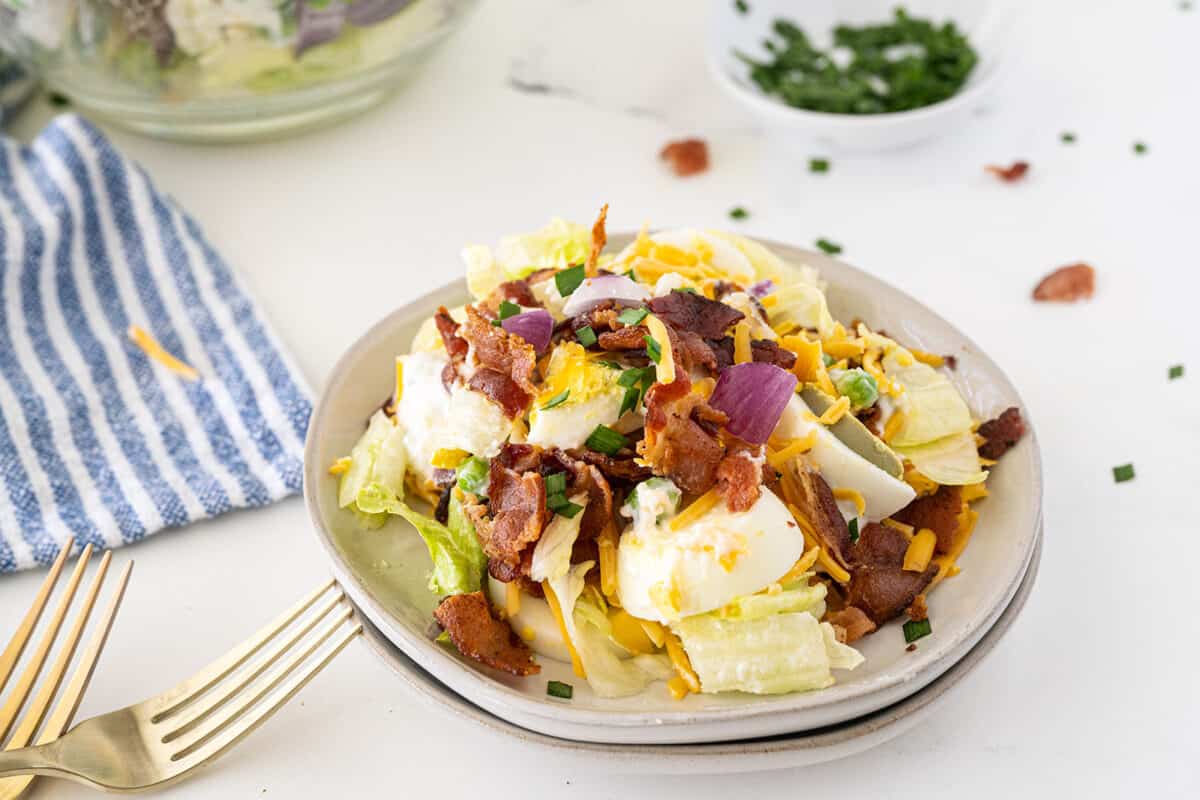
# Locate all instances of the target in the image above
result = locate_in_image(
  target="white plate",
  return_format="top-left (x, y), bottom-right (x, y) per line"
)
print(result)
top-left (304, 235), bottom-right (1043, 744)
top-left (357, 531), bottom-right (1042, 774)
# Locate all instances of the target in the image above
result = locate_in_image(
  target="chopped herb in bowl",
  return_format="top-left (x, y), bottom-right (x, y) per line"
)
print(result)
top-left (738, 8), bottom-right (978, 115)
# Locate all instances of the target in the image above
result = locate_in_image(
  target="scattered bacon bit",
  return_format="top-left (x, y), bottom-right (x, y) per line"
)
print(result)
top-left (944, 354), bottom-right (958, 371)
top-left (569, 448), bottom-right (653, 482)
top-left (480, 280), bottom-right (540, 315)
top-left (708, 337), bottom-right (797, 372)
top-left (892, 486), bottom-right (963, 554)
top-left (648, 291), bottom-right (744, 339)
top-left (474, 458), bottom-right (546, 581)
top-left (846, 523), bottom-right (939, 625)
top-left (434, 592), bottom-right (540, 676)
top-left (906, 643), bottom-right (918, 652)
top-left (586, 203), bottom-right (608, 277)
top-left (907, 594), bottom-right (929, 622)
top-left (597, 325), bottom-right (649, 351)
top-left (849, 522), bottom-right (910, 568)
top-left (717, 443), bottom-right (763, 512)
top-left (856, 405), bottom-right (882, 436)
top-left (985, 161), bottom-right (1029, 182)
top-left (659, 138), bottom-right (709, 177)
top-left (434, 306), bottom-right (468, 363)
top-left (977, 407), bottom-right (1026, 460)
top-left (639, 375), bottom-right (727, 495)
top-left (549, 450), bottom-right (614, 546)
top-left (1032, 263), bottom-right (1095, 302)
top-left (825, 607), bottom-right (877, 644)
top-left (458, 306), bottom-right (537, 417)
top-left (793, 468), bottom-right (852, 567)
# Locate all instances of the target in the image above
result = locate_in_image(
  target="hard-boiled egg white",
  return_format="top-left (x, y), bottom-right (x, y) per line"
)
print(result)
top-left (485, 576), bottom-right (632, 665)
top-left (773, 394), bottom-right (915, 522)
top-left (395, 350), bottom-right (513, 484)
top-left (527, 342), bottom-right (633, 450)
top-left (617, 490), bottom-right (806, 624)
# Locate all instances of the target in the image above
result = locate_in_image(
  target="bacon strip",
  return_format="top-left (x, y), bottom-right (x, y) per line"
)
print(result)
top-left (648, 291), bottom-right (744, 339)
top-left (978, 406), bottom-right (1026, 460)
top-left (825, 606), bottom-right (877, 644)
top-left (846, 523), bottom-right (938, 625)
top-left (457, 305), bottom-right (537, 417)
top-left (638, 375), bottom-right (727, 495)
top-left (892, 486), bottom-right (963, 554)
top-left (1033, 263), bottom-right (1094, 302)
top-left (435, 306), bottom-right (469, 363)
top-left (793, 468), bottom-right (853, 567)
top-left (480, 280), bottom-right (541, 315)
top-left (434, 591), bottom-right (539, 676)
top-left (475, 458), bottom-right (546, 582)
top-left (717, 442), bottom-right (762, 512)
top-left (586, 203), bottom-right (608, 277)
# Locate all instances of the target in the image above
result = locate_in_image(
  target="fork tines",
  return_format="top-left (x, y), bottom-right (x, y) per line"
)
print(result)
top-left (0, 542), bottom-right (132, 755)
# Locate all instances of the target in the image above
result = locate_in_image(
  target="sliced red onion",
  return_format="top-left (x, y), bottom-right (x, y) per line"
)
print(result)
top-left (748, 279), bottom-right (775, 299)
top-left (501, 309), bottom-right (554, 354)
top-left (708, 363), bottom-right (798, 445)
top-left (561, 274), bottom-right (650, 318)
top-left (296, 0), bottom-right (346, 55)
top-left (347, 0), bottom-right (413, 26)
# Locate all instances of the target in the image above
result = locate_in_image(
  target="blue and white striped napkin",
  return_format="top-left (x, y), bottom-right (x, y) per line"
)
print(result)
top-left (0, 115), bottom-right (311, 573)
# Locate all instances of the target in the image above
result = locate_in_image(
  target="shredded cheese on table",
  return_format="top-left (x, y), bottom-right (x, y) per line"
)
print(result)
top-left (127, 325), bottom-right (200, 381)
top-left (328, 457), bottom-right (352, 476)
top-left (670, 488), bottom-right (722, 531)
top-left (541, 580), bottom-right (586, 679)
top-left (817, 396), bottom-right (851, 425)
top-left (644, 314), bottom-right (676, 385)
top-left (903, 529), bottom-right (937, 572)
top-left (832, 487), bottom-right (866, 516)
top-left (733, 321), bottom-right (752, 364)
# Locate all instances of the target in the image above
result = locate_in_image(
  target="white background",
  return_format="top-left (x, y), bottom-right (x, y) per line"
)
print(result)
top-left (4, 0), bottom-right (1200, 796)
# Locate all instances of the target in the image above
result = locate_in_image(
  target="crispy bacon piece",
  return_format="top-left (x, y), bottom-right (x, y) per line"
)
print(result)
top-left (660, 138), bottom-right (709, 177)
top-left (458, 306), bottom-right (537, 417)
top-left (856, 405), bottom-right (882, 436)
top-left (892, 486), bottom-right (963, 554)
top-left (569, 300), bottom-right (622, 336)
top-left (648, 291), bottom-right (744, 339)
top-left (846, 523), bottom-right (938, 625)
top-left (568, 448), bottom-right (653, 482)
top-left (907, 594), bottom-right (928, 622)
top-left (1033, 263), bottom-right (1094, 302)
top-left (978, 407), bottom-right (1026, 460)
top-left (475, 458), bottom-right (546, 582)
top-left (586, 203), bottom-right (608, 277)
top-left (435, 306), bottom-right (469, 363)
top-left (944, 355), bottom-right (958, 370)
top-left (466, 369), bottom-right (531, 419)
top-left (708, 337), bottom-right (797, 371)
top-left (793, 468), bottom-right (852, 567)
top-left (434, 592), bottom-right (539, 676)
top-left (985, 161), bottom-right (1029, 182)
top-left (639, 375), bottom-right (727, 495)
top-left (825, 607), bottom-right (877, 644)
top-left (480, 280), bottom-right (540, 315)
top-left (672, 328), bottom-right (719, 374)
top-left (597, 325), bottom-right (648, 351)
top-left (717, 445), bottom-right (762, 512)
top-left (547, 450), bottom-right (614, 547)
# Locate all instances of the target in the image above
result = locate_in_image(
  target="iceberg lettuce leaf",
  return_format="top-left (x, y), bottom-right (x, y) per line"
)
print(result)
top-left (338, 410), bottom-right (406, 510)
top-left (883, 352), bottom-right (973, 447)
top-left (715, 579), bottom-right (827, 621)
top-left (390, 493), bottom-right (487, 597)
top-left (894, 430), bottom-right (988, 485)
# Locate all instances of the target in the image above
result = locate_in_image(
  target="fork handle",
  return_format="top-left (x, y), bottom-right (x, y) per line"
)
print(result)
top-left (0, 742), bottom-right (72, 782)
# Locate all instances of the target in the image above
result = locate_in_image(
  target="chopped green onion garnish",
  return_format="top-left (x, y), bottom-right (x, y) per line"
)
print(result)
top-left (547, 680), bottom-right (574, 699)
top-left (544, 471), bottom-right (568, 496)
top-left (541, 389), bottom-right (570, 410)
top-left (1168, 364), bottom-right (1184, 380)
top-left (548, 493), bottom-right (584, 518)
top-left (903, 619), bottom-right (932, 644)
top-left (815, 238), bottom-right (842, 256)
top-left (821, 352), bottom-right (835, 367)
top-left (1133, 141), bottom-right (1148, 155)
top-left (490, 319), bottom-right (502, 327)
top-left (1112, 463), bottom-right (1135, 483)
top-left (734, 0), bottom-right (749, 14)
top-left (497, 300), bottom-right (521, 320)
top-left (585, 424), bottom-right (628, 456)
top-left (618, 367), bottom-right (644, 388)
top-left (729, 206), bottom-right (749, 220)
top-left (555, 264), bottom-right (586, 297)
top-left (456, 456), bottom-right (490, 497)
top-left (598, 360), bottom-right (623, 370)
top-left (644, 335), bottom-right (663, 364)
top-left (1060, 131), bottom-right (1076, 144)
top-left (675, 287), bottom-right (699, 294)
top-left (576, 325), bottom-right (597, 347)
top-left (809, 157), bottom-right (830, 173)
top-left (834, 368), bottom-right (879, 410)
top-left (624, 268), bottom-right (638, 282)
top-left (848, 518), bottom-right (859, 543)
top-left (617, 307), bottom-right (649, 326)
top-left (619, 385), bottom-right (641, 417)
top-left (48, 92), bottom-right (72, 108)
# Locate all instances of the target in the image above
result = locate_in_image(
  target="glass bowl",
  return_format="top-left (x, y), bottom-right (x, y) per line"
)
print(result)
top-left (0, 0), bottom-right (479, 142)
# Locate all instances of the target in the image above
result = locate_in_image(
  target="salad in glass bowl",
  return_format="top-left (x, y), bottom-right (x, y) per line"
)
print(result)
top-left (0, 0), bottom-right (478, 141)
top-left (328, 208), bottom-right (1028, 700)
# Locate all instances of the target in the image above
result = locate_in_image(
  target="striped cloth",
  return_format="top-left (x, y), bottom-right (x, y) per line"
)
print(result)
top-left (0, 115), bottom-right (311, 573)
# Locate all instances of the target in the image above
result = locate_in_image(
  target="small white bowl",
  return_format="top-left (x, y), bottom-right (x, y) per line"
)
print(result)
top-left (707, 0), bottom-right (1019, 152)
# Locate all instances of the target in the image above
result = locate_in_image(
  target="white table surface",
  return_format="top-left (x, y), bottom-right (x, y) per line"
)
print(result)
top-left (4, 0), bottom-right (1199, 796)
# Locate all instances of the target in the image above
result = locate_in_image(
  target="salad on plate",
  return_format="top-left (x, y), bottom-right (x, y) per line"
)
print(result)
top-left (331, 208), bottom-right (1026, 700)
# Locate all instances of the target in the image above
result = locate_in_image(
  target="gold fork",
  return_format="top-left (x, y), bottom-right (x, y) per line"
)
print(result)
top-left (0, 542), bottom-right (132, 800)
top-left (0, 577), bottom-right (360, 793)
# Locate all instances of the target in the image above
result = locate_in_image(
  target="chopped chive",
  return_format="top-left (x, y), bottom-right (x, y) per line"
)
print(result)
top-left (624, 268), bottom-right (638, 283)
top-left (48, 92), bottom-right (71, 108)
top-left (821, 352), bottom-right (835, 367)
top-left (618, 368), bottom-right (643, 388)
top-left (497, 300), bottom-right (521, 320)
top-left (644, 335), bottom-right (663, 364)
top-left (734, 0), bottom-right (749, 14)
top-left (1133, 141), bottom-right (1148, 155)
top-left (541, 390), bottom-right (570, 411)
top-left (848, 518), bottom-right (860, 543)
top-left (1112, 463), bottom-right (1135, 483)
top-left (617, 307), bottom-right (649, 326)
top-left (555, 264), bottom-right (586, 297)
top-left (675, 287), bottom-right (699, 294)
top-left (1168, 364), bottom-right (1184, 380)
top-left (548, 494), bottom-right (584, 518)
top-left (598, 360), bottom-right (623, 370)
top-left (490, 318), bottom-right (502, 327)
top-left (1060, 131), bottom-right (1076, 144)
top-left (729, 206), bottom-right (749, 220)
top-left (585, 424), bottom-right (628, 456)
top-left (903, 619), bottom-right (932, 644)
top-left (576, 325), bottom-right (597, 347)
top-left (547, 680), bottom-right (574, 699)
top-left (544, 471), bottom-right (568, 496)
top-left (815, 238), bottom-right (842, 256)
top-left (809, 157), bottom-right (830, 173)
top-left (619, 385), bottom-right (641, 417)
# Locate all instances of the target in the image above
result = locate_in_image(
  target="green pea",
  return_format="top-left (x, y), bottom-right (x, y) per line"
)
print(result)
top-left (834, 368), bottom-right (879, 410)
top-left (456, 456), bottom-right (490, 497)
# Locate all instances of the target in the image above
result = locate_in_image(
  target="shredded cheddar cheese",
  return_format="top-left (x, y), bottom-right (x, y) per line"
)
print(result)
top-left (767, 432), bottom-right (817, 469)
top-left (782, 334), bottom-right (823, 383)
top-left (882, 517), bottom-right (915, 538)
top-left (127, 325), bottom-right (199, 381)
top-left (882, 410), bottom-right (906, 442)
top-left (822, 339), bottom-right (864, 359)
top-left (961, 483), bottom-right (990, 503)
top-left (609, 609), bottom-right (657, 655)
top-left (903, 529), bottom-right (937, 572)
top-left (667, 675), bottom-right (691, 700)
top-left (930, 507), bottom-right (978, 588)
top-left (733, 320), bottom-right (752, 364)
top-left (817, 396), bottom-right (851, 425)
top-left (910, 349), bottom-right (945, 368)
top-left (772, 319), bottom-right (798, 337)
top-left (431, 448), bottom-right (470, 469)
top-left (394, 356), bottom-right (404, 405)
top-left (832, 487), bottom-right (866, 516)
top-left (328, 457), bottom-right (352, 476)
top-left (903, 465), bottom-right (939, 496)
top-left (519, 626), bottom-right (536, 642)
top-left (644, 314), bottom-right (676, 385)
top-left (691, 376), bottom-right (716, 400)
top-left (505, 581), bottom-right (521, 617)
top-left (779, 546), bottom-right (821, 583)
top-left (638, 618), bottom-right (667, 648)
top-left (664, 630), bottom-right (701, 693)
top-left (541, 580), bottom-right (586, 679)
top-left (651, 242), bottom-right (699, 267)
top-left (759, 293), bottom-right (778, 308)
top-left (670, 487), bottom-right (722, 531)
top-left (785, 502), bottom-right (850, 583)
top-left (598, 521), bottom-right (620, 603)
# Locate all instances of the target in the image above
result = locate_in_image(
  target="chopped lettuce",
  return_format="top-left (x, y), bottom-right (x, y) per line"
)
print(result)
top-left (391, 493), bottom-right (487, 597)
top-left (765, 281), bottom-right (836, 338)
top-left (529, 494), bottom-right (588, 583)
top-left (462, 218), bottom-right (590, 300)
top-left (716, 578), bottom-right (827, 621)
top-left (883, 352), bottom-right (973, 447)
top-left (894, 430), bottom-right (988, 485)
top-left (338, 410), bottom-right (407, 519)
top-left (673, 611), bottom-right (863, 695)
top-left (708, 230), bottom-right (824, 289)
